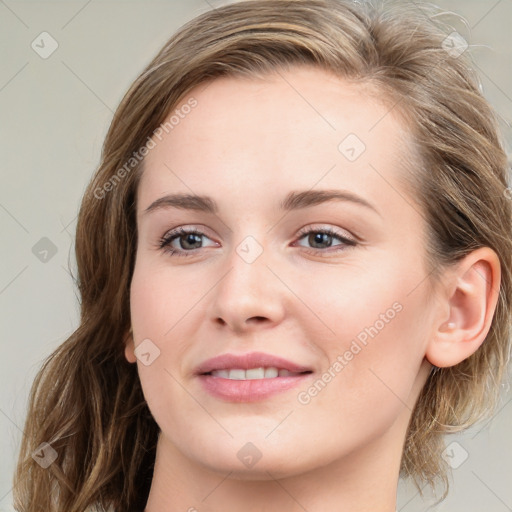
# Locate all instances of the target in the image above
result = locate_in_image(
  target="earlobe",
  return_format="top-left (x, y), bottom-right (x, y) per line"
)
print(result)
top-left (425, 247), bottom-right (501, 368)
top-left (124, 327), bottom-right (137, 363)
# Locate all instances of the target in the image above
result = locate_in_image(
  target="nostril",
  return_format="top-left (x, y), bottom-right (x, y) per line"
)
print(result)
top-left (248, 316), bottom-right (268, 323)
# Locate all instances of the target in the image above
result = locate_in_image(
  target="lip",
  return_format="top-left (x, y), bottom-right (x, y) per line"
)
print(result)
top-left (195, 351), bottom-right (313, 403)
top-left (194, 351), bottom-right (312, 375)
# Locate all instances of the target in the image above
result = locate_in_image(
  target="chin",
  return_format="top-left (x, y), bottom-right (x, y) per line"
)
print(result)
top-left (180, 433), bottom-right (319, 480)
top-left (199, 454), bottom-right (312, 481)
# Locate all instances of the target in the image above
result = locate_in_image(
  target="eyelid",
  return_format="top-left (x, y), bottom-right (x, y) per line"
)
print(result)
top-left (157, 226), bottom-right (218, 256)
top-left (157, 224), bottom-right (359, 257)
top-left (295, 224), bottom-right (358, 244)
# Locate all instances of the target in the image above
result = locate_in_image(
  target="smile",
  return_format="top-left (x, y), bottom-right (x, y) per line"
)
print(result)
top-left (208, 367), bottom-right (307, 379)
top-left (195, 351), bottom-right (314, 401)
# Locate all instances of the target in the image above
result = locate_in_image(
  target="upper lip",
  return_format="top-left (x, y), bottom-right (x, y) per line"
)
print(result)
top-left (195, 351), bottom-right (313, 375)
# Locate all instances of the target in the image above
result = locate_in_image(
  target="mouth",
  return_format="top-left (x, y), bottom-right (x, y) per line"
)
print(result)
top-left (203, 367), bottom-right (312, 380)
top-left (195, 352), bottom-right (314, 402)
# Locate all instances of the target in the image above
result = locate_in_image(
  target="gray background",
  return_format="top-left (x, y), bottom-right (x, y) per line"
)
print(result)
top-left (1, 1), bottom-right (511, 511)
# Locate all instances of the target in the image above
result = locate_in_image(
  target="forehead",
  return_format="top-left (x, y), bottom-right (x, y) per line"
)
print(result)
top-left (137, 66), bottom-right (415, 214)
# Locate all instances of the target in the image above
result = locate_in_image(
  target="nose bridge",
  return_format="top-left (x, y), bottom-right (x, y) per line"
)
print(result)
top-left (210, 234), bottom-right (285, 330)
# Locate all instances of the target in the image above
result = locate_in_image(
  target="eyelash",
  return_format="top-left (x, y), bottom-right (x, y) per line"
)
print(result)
top-left (157, 226), bottom-right (358, 258)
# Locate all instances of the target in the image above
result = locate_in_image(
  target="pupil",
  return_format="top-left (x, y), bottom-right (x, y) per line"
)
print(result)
top-left (183, 233), bottom-right (202, 249)
top-left (310, 232), bottom-right (331, 248)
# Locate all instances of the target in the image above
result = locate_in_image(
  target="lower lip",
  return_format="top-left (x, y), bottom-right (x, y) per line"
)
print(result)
top-left (198, 374), bottom-right (312, 402)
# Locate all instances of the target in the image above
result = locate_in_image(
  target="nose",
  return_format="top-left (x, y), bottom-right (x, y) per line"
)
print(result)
top-left (208, 241), bottom-right (287, 334)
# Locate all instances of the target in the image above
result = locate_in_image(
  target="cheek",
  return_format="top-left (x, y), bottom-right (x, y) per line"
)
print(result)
top-left (294, 308), bottom-right (426, 453)
top-left (129, 258), bottom-right (205, 393)
top-left (130, 259), bottom-right (195, 336)
top-left (129, 263), bottom-right (190, 431)
top-left (297, 263), bottom-right (430, 411)
top-left (130, 261), bottom-right (159, 328)
top-left (290, 261), bottom-right (407, 353)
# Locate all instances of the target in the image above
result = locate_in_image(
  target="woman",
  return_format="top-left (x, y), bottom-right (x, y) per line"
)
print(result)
top-left (13, 0), bottom-right (511, 511)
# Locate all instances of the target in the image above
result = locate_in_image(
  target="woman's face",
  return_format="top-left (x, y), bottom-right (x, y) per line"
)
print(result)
top-left (127, 65), bottom-right (438, 478)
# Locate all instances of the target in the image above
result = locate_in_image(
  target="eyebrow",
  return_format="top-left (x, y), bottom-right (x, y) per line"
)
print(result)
top-left (143, 189), bottom-right (381, 217)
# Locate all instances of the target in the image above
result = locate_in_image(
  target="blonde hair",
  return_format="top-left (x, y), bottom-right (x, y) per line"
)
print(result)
top-left (13, 1), bottom-right (512, 510)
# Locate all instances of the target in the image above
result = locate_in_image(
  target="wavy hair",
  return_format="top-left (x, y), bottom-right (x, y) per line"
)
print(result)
top-left (13, 0), bottom-right (512, 510)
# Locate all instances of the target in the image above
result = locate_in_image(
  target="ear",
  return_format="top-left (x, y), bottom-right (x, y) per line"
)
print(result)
top-left (124, 327), bottom-right (137, 363)
top-left (425, 247), bottom-right (501, 368)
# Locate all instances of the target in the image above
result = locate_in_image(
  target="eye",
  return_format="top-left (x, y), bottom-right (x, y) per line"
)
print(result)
top-left (158, 227), bottom-right (218, 257)
top-left (157, 225), bottom-right (358, 258)
top-left (294, 226), bottom-right (357, 255)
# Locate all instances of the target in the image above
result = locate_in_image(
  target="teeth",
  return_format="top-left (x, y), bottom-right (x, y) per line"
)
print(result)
top-left (264, 367), bottom-right (278, 378)
top-left (211, 369), bottom-right (229, 378)
top-left (247, 367), bottom-right (265, 379)
top-left (209, 367), bottom-right (302, 380)
top-left (228, 369), bottom-right (246, 380)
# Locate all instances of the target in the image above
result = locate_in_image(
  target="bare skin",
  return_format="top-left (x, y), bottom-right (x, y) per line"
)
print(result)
top-left (124, 65), bottom-right (500, 512)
